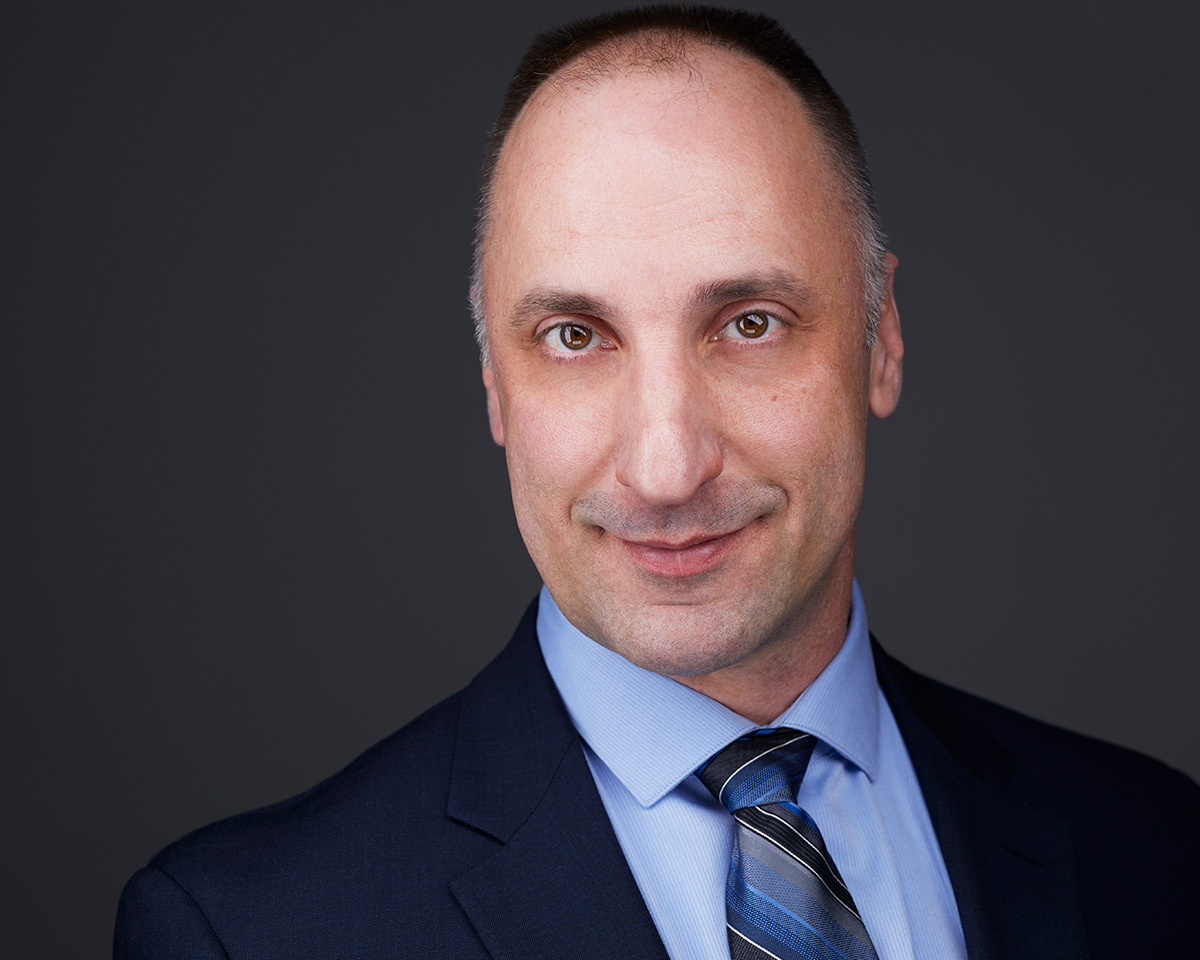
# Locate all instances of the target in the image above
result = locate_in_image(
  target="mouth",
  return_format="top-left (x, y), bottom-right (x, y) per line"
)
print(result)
top-left (617, 527), bottom-right (746, 579)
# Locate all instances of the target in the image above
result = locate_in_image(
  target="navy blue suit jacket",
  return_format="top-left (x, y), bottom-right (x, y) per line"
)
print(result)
top-left (115, 599), bottom-right (1200, 958)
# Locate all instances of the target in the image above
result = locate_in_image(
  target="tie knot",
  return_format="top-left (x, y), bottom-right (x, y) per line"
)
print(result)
top-left (697, 727), bottom-right (816, 813)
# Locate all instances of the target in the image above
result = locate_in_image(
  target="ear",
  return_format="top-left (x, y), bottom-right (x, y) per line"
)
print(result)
top-left (482, 364), bottom-right (506, 446)
top-left (868, 252), bottom-right (904, 419)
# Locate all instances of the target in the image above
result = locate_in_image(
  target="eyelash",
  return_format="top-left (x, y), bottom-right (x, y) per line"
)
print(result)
top-left (715, 310), bottom-right (784, 342)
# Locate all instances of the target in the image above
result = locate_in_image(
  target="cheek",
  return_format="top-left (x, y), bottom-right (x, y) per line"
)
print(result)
top-left (502, 393), bottom-right (611, 514)
top-left (729, 368), bottom-right (867, 503)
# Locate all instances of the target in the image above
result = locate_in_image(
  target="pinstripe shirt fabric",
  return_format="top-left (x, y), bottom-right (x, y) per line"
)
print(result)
top-left (537, 581), bottom-right (968, 960)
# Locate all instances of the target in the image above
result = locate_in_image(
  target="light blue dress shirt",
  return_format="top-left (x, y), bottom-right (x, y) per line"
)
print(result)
top-left (537, 581), bottom-right (967, 960)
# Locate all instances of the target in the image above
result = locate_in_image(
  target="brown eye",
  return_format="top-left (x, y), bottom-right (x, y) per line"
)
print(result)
top-left (559, 324), bottom-right (593, 349)
top-left (735, 312), bottom-right (770, 338)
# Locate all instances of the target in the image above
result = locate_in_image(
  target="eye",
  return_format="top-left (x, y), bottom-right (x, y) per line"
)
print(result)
top-left (718, 310), bottom-right (781, 341)
top-left (544, 321), bottom-right (607, 355)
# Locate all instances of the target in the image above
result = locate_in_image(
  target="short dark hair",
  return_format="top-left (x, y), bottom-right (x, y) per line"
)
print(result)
top-left (470, 5), bottom-right (888, 362)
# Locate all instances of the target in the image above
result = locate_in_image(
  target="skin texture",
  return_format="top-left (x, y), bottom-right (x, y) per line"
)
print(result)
top-left (480, 43), bottom-right (904, 724)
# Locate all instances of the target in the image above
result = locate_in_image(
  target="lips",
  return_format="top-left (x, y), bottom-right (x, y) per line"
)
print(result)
top-left (618, 527), bottom-right (745, 578)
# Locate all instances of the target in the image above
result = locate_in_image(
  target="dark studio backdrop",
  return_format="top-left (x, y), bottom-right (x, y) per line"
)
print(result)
top-left (5, 1), bottom-right (1197, 955)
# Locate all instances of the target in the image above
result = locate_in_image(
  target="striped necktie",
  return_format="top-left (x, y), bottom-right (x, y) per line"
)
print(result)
top-left (697, 727), bottom-right (880, 960)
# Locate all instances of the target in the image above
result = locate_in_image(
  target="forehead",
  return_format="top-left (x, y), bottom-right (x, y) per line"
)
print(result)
top-left (483, 43), bottom-right (856, 308)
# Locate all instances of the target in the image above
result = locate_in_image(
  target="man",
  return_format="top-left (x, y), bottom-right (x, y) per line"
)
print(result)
top-left (115, 7), bottom-right (1199, 958)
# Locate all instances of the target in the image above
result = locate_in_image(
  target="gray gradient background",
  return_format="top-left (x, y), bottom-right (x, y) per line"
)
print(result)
top-left (5, 1), bottom-right (1197, 956)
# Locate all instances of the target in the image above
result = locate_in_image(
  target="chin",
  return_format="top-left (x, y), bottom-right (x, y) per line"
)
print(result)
top-left (595, 601), bottom-right (775, 679)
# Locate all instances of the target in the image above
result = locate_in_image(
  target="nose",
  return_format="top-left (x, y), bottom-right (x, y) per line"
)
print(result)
top-left (613, 352), bottom-right (723, 505)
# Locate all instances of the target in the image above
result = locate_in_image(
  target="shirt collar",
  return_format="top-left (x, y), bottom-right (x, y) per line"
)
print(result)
top-left (537, 580), bottom-right (880, 809)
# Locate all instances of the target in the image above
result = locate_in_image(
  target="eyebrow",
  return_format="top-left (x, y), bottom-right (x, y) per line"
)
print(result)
top-left (688, 272), bottom-right (817, 311)
top-left (507, 271), bottom-right (816, 327)
top-left (509, 290), bottom-right (613, 327)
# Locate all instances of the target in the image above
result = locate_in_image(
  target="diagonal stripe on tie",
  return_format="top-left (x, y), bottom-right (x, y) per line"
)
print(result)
top-left (728, 923), bottom-right (787, 960)
top-left (733, 833), bottom-right (876, 958)
top-left (727, 874), bottom-right (875, 960)
top-left (736, 806), bottom-right (861, 919)
top-left (698, 728), bottom-right (880, 960)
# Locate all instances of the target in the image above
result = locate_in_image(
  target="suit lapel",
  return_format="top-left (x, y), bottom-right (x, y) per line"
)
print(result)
top-left (873, 642), bottom-right (1089, 960)
top-left (446, 600), bottom-right (669, 960)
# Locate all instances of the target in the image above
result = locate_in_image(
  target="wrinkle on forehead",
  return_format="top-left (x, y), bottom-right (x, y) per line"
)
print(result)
top-left (565, 198), bottom-right (747, 243)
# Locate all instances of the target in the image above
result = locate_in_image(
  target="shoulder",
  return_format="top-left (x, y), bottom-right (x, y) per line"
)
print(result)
top-left (877, 644), bottom-right (1200, 852)
top-left (115, 691), bottom-right (494, 957)
top-left (153, 690), bottom-right (467, 876)
top-left (897, 652), bottom-right (1196, 806)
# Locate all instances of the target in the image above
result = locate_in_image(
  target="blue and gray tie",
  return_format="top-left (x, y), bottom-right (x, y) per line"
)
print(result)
top-left (697, 728), bottom-right (880, 960)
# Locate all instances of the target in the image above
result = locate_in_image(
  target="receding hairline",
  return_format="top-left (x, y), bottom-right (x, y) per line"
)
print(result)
top-left (486, 29), bottom-right (818, 233)
top-left (532, 27), bottom-right (749, 98)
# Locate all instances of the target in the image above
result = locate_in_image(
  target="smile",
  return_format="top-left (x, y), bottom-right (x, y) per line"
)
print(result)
top-left (617, 527), bottom-right (746, 579)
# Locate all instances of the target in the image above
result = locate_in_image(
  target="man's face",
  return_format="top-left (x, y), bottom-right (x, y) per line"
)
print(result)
top-left (480, 46), bottom-right (903, 685)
